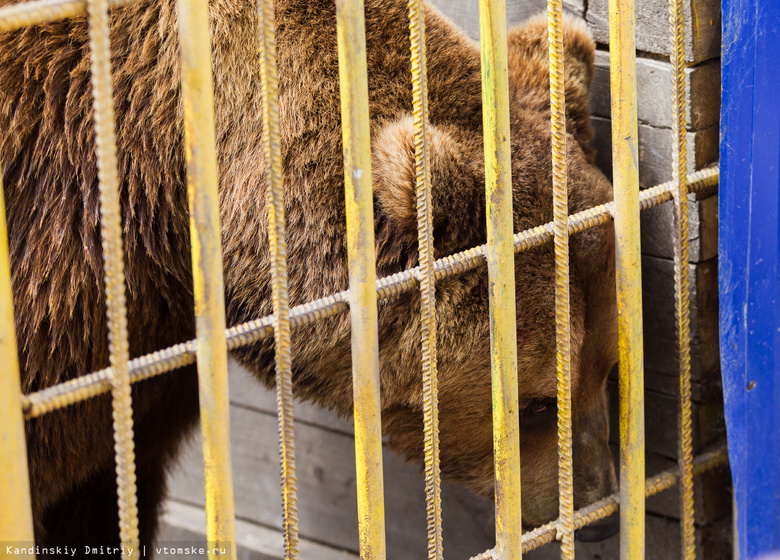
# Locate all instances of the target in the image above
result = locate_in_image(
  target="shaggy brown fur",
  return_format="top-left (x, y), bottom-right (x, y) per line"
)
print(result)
top-left (0, 0), bottom-right (618, 551)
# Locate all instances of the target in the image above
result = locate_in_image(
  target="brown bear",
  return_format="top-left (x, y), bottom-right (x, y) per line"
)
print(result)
top-left (0, 0), bottom-right (618, 552)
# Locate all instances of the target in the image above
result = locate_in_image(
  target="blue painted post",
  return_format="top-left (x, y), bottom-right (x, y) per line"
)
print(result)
top-left (720, 0), bottom-right (780, 557)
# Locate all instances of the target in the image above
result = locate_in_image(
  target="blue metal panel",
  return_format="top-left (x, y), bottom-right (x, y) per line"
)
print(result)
top-left (720, 0), bottom-right (780, 557)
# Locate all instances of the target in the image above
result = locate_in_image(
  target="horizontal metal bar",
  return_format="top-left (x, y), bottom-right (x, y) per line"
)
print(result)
top-left (0, 0), bottom-right (134, 33)
top-left (469, 446), bottom-right (728, 559)
top-left (20, 167), bottom-right (719, 419)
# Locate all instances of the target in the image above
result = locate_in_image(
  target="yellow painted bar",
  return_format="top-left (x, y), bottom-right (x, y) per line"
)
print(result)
top-left (607, 0), bottom-right (646, 558)
top-left (177, 0), bottom-right (237, 556)
top-left (478, 0), bottom-right (522, 558)
top-left (257, 0), bottom-right (300, 556)
top-left (334, 1), bottom-right (387, 558)
top-left (408, 1), bottom-right (443, 559)
top-left (546, 0), bottom-right (575, 557)
top-left (0, 172), bottom-right (36, 551)
top-left (668, 0), bottom-right (694, 557)
top-left (466, 447), bottom-right (728, 559)
top-left (86, 0), bottom-right (140, 551)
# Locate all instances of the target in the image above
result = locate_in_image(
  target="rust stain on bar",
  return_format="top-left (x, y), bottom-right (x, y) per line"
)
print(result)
top-left (335, 0), bottom-right (387, 557)
top-left (607, 0), bottom-right (646, 556)
top-left (177, 0), bottom-right (237, 554)
top-left (478, 0), bottom-right (522, 557)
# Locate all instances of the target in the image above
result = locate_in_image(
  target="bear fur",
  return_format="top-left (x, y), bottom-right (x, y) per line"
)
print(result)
top-left (0, 0), bottom-right (618, 550)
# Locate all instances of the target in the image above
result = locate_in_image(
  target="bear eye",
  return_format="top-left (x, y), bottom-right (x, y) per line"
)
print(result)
top-left (519, 398), bottom-right (557, 429)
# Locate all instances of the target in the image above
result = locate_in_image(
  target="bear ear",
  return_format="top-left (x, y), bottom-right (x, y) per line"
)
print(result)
top-left (372, 116), bottom-right (478, 277)
top-left (507, 13), bottom-right (596, 157)
top-left (372, 117), bottom-right (419, 277)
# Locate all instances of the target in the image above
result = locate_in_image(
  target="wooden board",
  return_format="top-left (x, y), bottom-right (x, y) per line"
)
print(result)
top-left (161, 494), bottom-right (732, 560)
top-left (640, 194), bottom-right (718, 264)
top-left (591, 51), bottom-right (721, 132)
top-left (228, 360), bottom-right (355, 436)
top-left (586, 0), bottom-right (721, 64)
top-left (607, 381), bottom-right (726, 460)
top-left (158, 501), bottom-right (359, 560)
top-left (641, 256), bottom-right (721, 387)
top-left (591, 117), bottom-right (719, 188)
top-left (639, 447), bottom-right (731, 527)
top-left (163, 380), bottom-right (728, 559)
top-left (165, 394), bottom-right (496, 559)
top-left (525, 512), bottom-right (731, 560)
top-left (644, 369), bottom-right (706, 403)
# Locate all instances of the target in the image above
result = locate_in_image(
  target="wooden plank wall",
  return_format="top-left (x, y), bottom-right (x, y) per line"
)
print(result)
top-left (160, 362), bottom-right (496, 559)
top-left (159, 0), bottom-right (729, 558)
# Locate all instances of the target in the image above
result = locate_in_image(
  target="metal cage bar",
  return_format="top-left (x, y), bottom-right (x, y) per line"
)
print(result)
top-left (0, 0), bottom-right (729, 552)
top-left (177, 0), bottom-right (237, 556)
top-left (86, 0), bottom-right (141, 551)
top-left (408, 1), bottom-right (443, 559)
top-left (19, 168), bottom-right (720, 420)
top-left (0, 0), bottom-right (133, 33)
top-left (257, 0), bottom-right (300, 557)
top-left (607, 0), bottom-right (646, 557)
top-left (478, 0), bottom-right (523, 558)
top-left (668, 0), bottom-right (695, 556)
top-left (469, 446), bottom-right (728, 559)
top-left (334, 0), bottom-right (387, 558)
top-left (546, 0), bottom-right (575, 557)
top-left (0, 172), bottom-right (36, 547)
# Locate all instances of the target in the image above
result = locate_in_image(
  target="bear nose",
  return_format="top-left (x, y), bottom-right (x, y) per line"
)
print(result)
top-left (574, 514), bottom-right (620, 542)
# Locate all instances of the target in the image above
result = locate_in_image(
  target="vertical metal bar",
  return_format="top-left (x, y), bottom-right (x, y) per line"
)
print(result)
top-left (85, 0), bottom-right (140, 553)
top-left (0, 173), bottom-right (36, 548)
top-left (177, 0), bottom-right (237, 556)
top-left (334, 1), bottom-right (387, 558)
top-left (408, 1), bottom-right (443, 559)
top-left (607, 0), bottom-right (646, 558)
top-left (546, 1), bottom-right (574, 558)
top-left (257, 0), bottom-right (300, 557)
top-left (478, 0), bottom-right (522, 558)
top-left (669, 0), bottom-right (695, 556)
